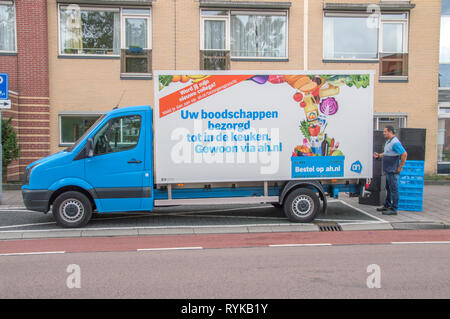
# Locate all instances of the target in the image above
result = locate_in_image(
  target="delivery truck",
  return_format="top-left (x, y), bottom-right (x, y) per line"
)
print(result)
top-left (22, 71), bottom-right (375, 228)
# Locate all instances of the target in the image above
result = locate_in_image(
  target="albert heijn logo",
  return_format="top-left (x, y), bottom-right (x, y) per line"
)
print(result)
top-left (351, 160), bottom-right (363, 174)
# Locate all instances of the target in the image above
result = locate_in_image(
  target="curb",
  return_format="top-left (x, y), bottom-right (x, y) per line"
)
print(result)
top-left (0, 223), bottom-right (320, 240)
top-left (390, 222), bottom-right (449, 230)
top-left (424, 180), bottom-right (450, 185)
top-left (1, 221), bottom-right (449, 241)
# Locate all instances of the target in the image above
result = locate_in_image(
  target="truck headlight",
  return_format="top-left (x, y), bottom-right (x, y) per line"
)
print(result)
top-left (24, 164), bottom-right (39, 185)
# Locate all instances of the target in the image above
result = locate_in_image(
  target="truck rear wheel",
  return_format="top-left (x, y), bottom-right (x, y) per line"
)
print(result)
top-left (52, 191), bottom-right (93, 228)
top-left (283, 188), bottom-right (320, 223)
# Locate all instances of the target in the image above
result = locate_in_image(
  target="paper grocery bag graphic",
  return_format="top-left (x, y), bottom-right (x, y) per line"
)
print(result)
top-left (158, 75), bottom-right (251, 118)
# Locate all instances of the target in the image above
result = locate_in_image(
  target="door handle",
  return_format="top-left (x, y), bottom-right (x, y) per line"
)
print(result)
top-left (128, 159), bottom-right (142, 164)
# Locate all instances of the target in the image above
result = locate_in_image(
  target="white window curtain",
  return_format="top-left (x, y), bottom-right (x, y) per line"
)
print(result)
top-left (0, 4), bottom-right (16, 51)
top-left (204, 20), bottom-right (226, 50)
top-left (60, 7), bottom-right (120, 55)
top-left (60, 7), bottom-right (83, 53)
top-left (125, 18), bottom-right (147, 49)
top-left (113, 12), bottom-right (120, 54)
top-left (231, 14), bottom-right (286, 57)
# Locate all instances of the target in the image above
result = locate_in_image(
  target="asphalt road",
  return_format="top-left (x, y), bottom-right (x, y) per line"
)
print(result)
top-left (1, 242), bottom-right (449, 299)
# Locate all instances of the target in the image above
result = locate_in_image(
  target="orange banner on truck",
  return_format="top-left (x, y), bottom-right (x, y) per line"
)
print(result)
top-left (159, 75), bottom-right (251, 118)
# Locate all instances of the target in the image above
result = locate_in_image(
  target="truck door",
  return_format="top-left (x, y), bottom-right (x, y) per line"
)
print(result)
top-left (86, 113), bottom-right (145, 212)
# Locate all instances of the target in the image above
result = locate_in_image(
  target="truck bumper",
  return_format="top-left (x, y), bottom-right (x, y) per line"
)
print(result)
top-left (22, 189), bottom-right (52, 213)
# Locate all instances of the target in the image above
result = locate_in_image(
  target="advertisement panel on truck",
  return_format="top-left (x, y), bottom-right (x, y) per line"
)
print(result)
top-left (154, 71), bottom-right (374, 184)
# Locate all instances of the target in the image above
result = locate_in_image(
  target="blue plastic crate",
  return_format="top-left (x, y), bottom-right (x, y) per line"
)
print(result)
top-left (402, 160), bottom-right (425, 168)
top-left (400, 161), bottom-right (425, 176)
top-left (398, 198), bottom-right (423, 212)
top-left (398, 178), bottom-right (424, 187)
top-left (399, 191), bottom-right (423, 199)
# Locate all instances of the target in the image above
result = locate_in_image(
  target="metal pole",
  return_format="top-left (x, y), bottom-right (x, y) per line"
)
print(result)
top-left (0, 109), bottom-right (3, 205)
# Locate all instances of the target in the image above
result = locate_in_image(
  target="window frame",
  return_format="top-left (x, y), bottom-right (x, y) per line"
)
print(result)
top-left (440, 14), bottom-right (450, 88)
top-left (92, 114), bottom-right (142, 157)
top-left (57, 4), bottom-right (152, 58)
top-left (0, 0), bottom-right (17, 54)
top-left (322, 12), bottom-right (380, 62)
top-left (59, 113), bottom-right (103, 147)
top-left (120, 8), bottom-right (152, 50)
top-left (438, 105), bottom-right (450, 164)
top-left (323, 11), bottom-right (409, 65)
top-left (373, 114), bottom-right (407, 131)
top-left (200, 9), bottom-right (289, 60)
top-left (200, 15), bottom-right (230, 51)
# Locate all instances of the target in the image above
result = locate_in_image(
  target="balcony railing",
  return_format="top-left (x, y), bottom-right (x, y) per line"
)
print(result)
top-left (379, 53), bottom-right (408, 77)
top-left (121, 48), bottom-right (152, 75)
top-left (200, 50), bottom-right (230, 70)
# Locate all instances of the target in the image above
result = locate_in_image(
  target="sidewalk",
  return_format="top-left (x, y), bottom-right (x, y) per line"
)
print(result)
top-left (2, 185), bottom-right (449, 230)
top-left (340, 185), bottom-right (450, 230)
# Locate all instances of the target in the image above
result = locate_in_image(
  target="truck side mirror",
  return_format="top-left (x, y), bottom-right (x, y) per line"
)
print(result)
top-left (86, 138), bottom-right (94, 158)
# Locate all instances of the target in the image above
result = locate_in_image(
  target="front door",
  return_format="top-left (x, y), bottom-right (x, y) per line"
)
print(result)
top-left (86, 113), bottom-right (145, 212)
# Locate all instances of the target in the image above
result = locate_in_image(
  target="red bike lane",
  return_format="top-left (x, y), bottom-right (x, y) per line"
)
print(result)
top-left (1, 229), bottom-right (450, 255)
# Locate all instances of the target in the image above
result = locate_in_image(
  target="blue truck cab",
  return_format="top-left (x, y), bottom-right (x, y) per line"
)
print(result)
top-left (22, 105), bottom-right (363, 228)
top-left (22, 106), bottom-right (154, 227)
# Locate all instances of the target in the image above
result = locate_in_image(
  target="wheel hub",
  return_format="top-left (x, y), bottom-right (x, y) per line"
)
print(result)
top-left (60, 199), bottom-right (84, 222)
top-left (292, 195), bottom-right (313, 216)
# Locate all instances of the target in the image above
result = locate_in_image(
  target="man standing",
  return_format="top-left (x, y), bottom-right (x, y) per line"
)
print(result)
top-left (373, 126), bottom-right (408, 215)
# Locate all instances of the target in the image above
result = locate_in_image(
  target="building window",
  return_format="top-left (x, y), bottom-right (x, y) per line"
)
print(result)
top-left (323, 14), bottom-right (379, 60)
top-left (120, 8), bottom-right (152, 74)
top-left (60, 114), bottom-right (102, 145)
top-left (379, 13), bottom-right (409, 77)
top-left (200, 10), bottom-right (288, 60)
top-left (323, 11), bottom-right (409, 78)
top-left (438, 117), bottom-right (450, 163)
top-left (373, 115), bottom-right (407, 131)
top-left (59, 6), bottom-right (121, 55)
top-left (0, 1), bottom-right (16, 52)
top-left (440, 1), bottom-right (450, 88)
top-left (231, 13), bottom-right (287, 58)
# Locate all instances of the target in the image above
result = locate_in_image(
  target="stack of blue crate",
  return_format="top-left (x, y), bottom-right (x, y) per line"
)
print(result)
top-left (398, 160), bottom-right (424, 212)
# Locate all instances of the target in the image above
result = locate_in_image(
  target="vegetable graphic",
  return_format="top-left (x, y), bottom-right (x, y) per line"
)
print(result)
top-left (308, 124), bottom-right (320, 137)
top-left (268, 75), bottom-right (285, 84)
top-left (250, 75), bottom-right (269, 84)
top-left (299, 120), bottom-right (311, 142)
top-left (159, 75), bottom-right (173, 91)
top-left (346, 74), bottom-right (370, 88)
top-left (319, 97), bottom-right (339, 116)
top-left (293, 92), bottom-right (303, 102)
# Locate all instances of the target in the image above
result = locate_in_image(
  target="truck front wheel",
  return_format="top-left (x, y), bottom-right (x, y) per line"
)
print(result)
top-left (53, 191), bottom-right (93, 228)
top-left (283, 188), bottom-right (320, 223)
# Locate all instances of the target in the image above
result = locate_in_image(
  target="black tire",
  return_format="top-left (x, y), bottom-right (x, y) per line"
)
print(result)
top-left (283, 188), bottom-right (320, 223)
top-left (52, 191), bottom-right (93, 228)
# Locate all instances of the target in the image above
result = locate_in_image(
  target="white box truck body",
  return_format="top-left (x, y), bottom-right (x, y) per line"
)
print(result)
top-left (154, 71), bottom-right (374, 184)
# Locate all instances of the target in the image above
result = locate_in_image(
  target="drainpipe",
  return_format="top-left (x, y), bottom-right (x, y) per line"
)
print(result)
top-left (304, 0), bottom-right (309, 71)
top-left (174, 0), bottom-right (177, 70)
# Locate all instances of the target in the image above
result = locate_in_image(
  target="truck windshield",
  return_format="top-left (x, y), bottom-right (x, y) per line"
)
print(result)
top-left (65, 115), bottom-right (106, 152)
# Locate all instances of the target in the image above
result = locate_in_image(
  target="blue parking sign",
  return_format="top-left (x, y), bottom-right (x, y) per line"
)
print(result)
top-left (0, 73), bottom-right (8, 100)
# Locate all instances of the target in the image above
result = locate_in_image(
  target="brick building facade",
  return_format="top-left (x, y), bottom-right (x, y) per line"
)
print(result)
top-left (0, 0), bottom-right (50, 181)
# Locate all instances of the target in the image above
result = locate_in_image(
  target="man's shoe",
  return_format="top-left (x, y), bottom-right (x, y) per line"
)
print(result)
top-left (382, 209), bottom-right (398, 216)
top-left (376, 206), bottom-right (389, 212)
